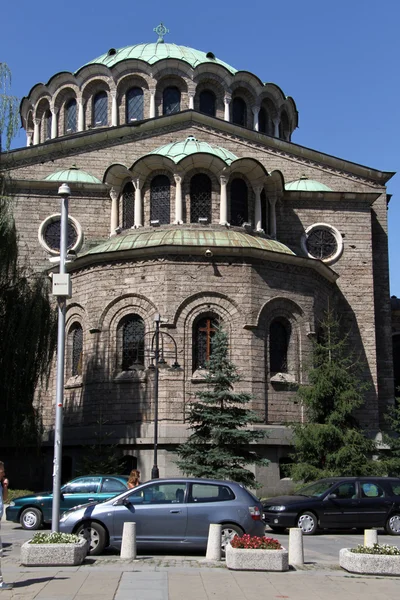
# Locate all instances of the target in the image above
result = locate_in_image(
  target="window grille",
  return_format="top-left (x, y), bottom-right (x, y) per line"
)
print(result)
top-left (126, 87), bottom-right (144, 122)
top-left (45, 110), bottom-right (52, 140)
top-left (270, 320), bottom-right (289, 373)
top-left (150, 175), bottom-right (170, 224)
top-left (121, 315), bottom-right (145, 370)
top-left (43, 219), bottom-right (78, 252)
top-left (261, 189), bottom-right (267, 233)
top-left (232, 97), bottom-right (247, 127)
top-left (122, 182), bottom-right (135, 229)
top-left (72, 325), bottom-right (83, 376)
top-left (65, 99), bottom-right (77, 133)
top-left (163, 86), bottom-right (180, 115)
top-left (259, 107), bottom-right (267, 133)
top-left (93, 91), bottom-right (108, 126)
top-left (230, 178), bottom-right (248, 226)
top-left (279, 111), bottom-right (289, 140)
top-left (199, 90), bottom-right (216, 116)
top-left (306, 228), bottom-right (337, 260)
top-left (193, 316), bottom-right (219, 370)
top-left (190, 174), bottom-right (212, 223)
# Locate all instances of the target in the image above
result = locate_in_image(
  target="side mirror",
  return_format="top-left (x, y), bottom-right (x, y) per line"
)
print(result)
top-left (326, 493), bottom-right (337, 500)
top-left (122, 497), bottom-right (132, 507)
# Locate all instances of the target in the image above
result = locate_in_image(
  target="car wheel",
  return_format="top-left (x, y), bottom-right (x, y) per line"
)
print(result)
top-left (268, 525), bottom-right (287, 534)
top-left (297, 511), bottom-right (318, 535)
top-left (20, 507), bottom-right (43, 530)
top-left (221, 523), bottom-right (244, 552)
top-left (385, 514), bottom-right (400, 535)
top-left (75, 521), bottom-right (107, 555)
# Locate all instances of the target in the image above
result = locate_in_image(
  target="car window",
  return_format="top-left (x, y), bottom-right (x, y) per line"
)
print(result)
top-left (361, 482), bottom-right (385, 498)
top-left (101, 478), bottom-right (127, 493)
top-left (63, 477), bottom-right (101, 494)
top-left (387, 482), bottom-right (400, 496)
top-left (333, 482), bottom-right (356, 499)
top-left (298, 480), bottom-right (338, 498)
top-left (189, 483), bottom-right (235, 503)
top-left (128, 483), bottom-right (186, 505)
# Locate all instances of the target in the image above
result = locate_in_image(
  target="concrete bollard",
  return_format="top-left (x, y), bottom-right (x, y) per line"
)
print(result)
top-left (206, 523), bottom-right (222, 560)
top-left (120, 522), bottom-right (137, 559)
top-left (364, 529), bottom-right (378, 546)
top-left (288, 527), bottom-right (304, 566)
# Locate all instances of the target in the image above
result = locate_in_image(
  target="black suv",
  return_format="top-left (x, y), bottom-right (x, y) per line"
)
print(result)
top-left (263, 477), bottom-right (400, 535)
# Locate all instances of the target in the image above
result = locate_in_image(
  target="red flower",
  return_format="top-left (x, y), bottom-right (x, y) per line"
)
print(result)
top-left (230, 534), bottom-right (282, 550)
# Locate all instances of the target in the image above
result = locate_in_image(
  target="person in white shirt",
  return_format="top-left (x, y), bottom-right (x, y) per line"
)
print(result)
top-left (0, 462), bottom-right (12, 591)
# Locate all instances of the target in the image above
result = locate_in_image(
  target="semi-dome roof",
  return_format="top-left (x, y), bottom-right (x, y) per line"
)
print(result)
top-left (148, 136), bottom-right (238, 164)
top-left (84, 42), bottom-right (237, 74)
top-left (44, 165), bottom-right (102, 184)
top-left (285, 175), bottom-right (332, 192)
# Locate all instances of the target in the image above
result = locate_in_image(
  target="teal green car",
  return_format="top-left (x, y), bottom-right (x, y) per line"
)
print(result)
top-left (6, 475), bottom-right (129, 530)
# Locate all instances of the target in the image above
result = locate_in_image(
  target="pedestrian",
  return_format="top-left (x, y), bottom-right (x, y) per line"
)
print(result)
top-left (127, 469), bottom-right (141, 489)
top-left (0, 461), bottom-right (13, 590)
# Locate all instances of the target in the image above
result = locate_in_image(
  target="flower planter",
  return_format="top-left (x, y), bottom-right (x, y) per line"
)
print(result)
top-left (340, 548), bottom-right (400, 576)
top-left (226, 543), bottom-right (289, 571)
top-left (21, 538), bottom-right (88, 566)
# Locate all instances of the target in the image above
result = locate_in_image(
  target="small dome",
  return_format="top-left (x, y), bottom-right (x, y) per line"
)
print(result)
top-left (44, 165), bottom-right (102, 184)
top-left (149, 136), bottom-right (238, 164)
top-left (285, 175), bottom-right (332, 192)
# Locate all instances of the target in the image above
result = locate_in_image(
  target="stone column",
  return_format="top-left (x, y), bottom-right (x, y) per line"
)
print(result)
top-left (78, 98), bottom-right (84, 132)
top-left (51, 108), bottom-right (58, 139)
top-left (133, 178), bottom-right (143, 228)
top-left (273, 117), bottom-right (280, 138)
top-left (111, 92), bottom-right (118, 126)
top-left (252, 105), bottom-right (260, 132)
top-left (188, 93), bottom-right (194, 110)
top-left (173, 174), bottom-right (183, 224)
top-left (219, 175), bottom-right (228, 225)
top-left (149, 88), bottom-right (156, 118)
top-left (253, 185), bottom-right (263, 231)
top-left (109, 187), bottom-right (119, 235)
top-left (224, 94), bottom-right (231, 122)
top-left (269, 195), bottom-right (277, 238)
top-left (33, 119), bottom-right (40, 145)
top-left (26, 131), bottom-right (33, 146)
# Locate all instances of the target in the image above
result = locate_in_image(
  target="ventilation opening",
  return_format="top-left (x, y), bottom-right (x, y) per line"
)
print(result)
top-left (206, 51), bottom-right (216, 60)
top-left (108, 48), bottom-right (117, 56)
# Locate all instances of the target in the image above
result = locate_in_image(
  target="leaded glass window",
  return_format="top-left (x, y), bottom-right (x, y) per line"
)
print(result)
top-left (232, 97), bottom-right (247, 127)
top-left (270, 320), bottom-right (289, 373)
top-left (71, 324), bottom-right (83, 376)
top-left (306, 228), bottom-right (337, 260)
top-left (93, 91), bottom-right (108, 126)
top-left (163, 86), bottom-right (180, 115)
top-left (122, 182), bottom-right (135, 229)
top-left (65, 99), bottom-right (77, 133)
top-left (193, 315), bottom-right (219, 371)
top-left (126, 87), bottom-right (144, 123)
top-left (199, 90), bottom-right (216, 116)
top-left (43, 219), bottom-right (78, 252)
top-left (190, 174), bottom-right (212, 223)
top-left (121, 315), bottom-right (145, 370)
top-left (150, 175), bottom-right (170, 224)
top-left (230, 178), bottom-right (248, 226)
top-left (45, 110), bottom-right (52, 140)
top-left (259, 107), bottom-right (267, 133)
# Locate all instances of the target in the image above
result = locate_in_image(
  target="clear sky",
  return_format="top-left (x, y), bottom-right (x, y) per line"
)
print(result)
top-left (2, 0), bottom-right (399, 295)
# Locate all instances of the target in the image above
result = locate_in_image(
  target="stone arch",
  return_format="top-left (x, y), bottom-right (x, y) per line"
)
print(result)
top-left (155, 74), bottom-right (188, 116)
top-left (193, 75), bottom-right (226, 119)
top-left (65, 303), bottom-right (87, 382)
top-left (81, 77), bottom-right (112, 128)
top-left (53, 86), bottom-right (79, 136)
top-left (116, 74), bottom-right (149, 124)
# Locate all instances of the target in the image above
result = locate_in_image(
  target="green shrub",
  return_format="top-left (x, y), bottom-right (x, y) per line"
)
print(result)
top-left (7, 489), bottom-right (34, 502)
top-left (350, 543), bottom-right (400, 556)
top-left (30, 532), bottom-right (80, 544)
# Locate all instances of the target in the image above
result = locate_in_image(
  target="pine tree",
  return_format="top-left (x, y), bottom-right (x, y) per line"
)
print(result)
top-left (176, 326), bottom-right (268, 487)
top-left (379, 402), bottom-right (400, 476)
top-left (288, 309), bottom-right (381, 482)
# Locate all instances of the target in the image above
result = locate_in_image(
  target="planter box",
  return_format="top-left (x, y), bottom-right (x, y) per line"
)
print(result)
top-left (340, 548), bottom-right (400, 576)
top-left (21, 538), bottom-right (88, 566)
top-left (226, 543), bottom-right (289, 571)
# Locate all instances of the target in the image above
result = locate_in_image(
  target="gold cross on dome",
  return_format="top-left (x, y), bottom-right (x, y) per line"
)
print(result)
top-left (153, 22), bottom-right (169, 43)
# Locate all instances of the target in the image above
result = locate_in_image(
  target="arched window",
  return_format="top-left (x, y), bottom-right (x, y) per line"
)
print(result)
top-left (150, 175), bottom-right (170, 225)
top-left (279, 111), bottom-right (289, 140)
top-left (122, 182), bottom-right (135, 229)
top-left (199, 90), bottom-right (216, 116)
top-left (259, 107), bottom-right (268, 134)
top-left (126, 87), bottom-right (144, 122)
top-left (65, 99), bottom-right (77, 133)
top-left (190, 174), bottom-right (212, 223)
top-left (261, 189), bottom-right (267, 233)
top-left (232, 97), bottom-right (247, 127)
top-left (93, 91), bottom-right (108, 126)
top-left (230, 178), bottom-right (248, 226)
top-left (193, 315), bottom-right (219, 371)
top-left (45, 110), bottom-right (52, 140)
top-left (70, 324), bottom-right (83, 376)
top-left (163, 86), bottom-right (180, 115)
top-left (269, 319), bottom-right (289, 373)
top-left (120, 315), bottom-right (145, 370)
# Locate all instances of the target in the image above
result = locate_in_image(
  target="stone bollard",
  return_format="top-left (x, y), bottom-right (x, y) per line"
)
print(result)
top-left (364, 529), bottom-right (378, 546)
top-left (206, 523), bottom-right (222, 560)
top-left (288, 527), bottom-right (304, 566)
top-left (121, 522), bottom-right (137, 559)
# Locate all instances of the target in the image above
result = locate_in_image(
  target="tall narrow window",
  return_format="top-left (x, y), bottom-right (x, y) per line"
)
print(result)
top-left (45, 110), bottom-right (52, 140)
top-left (122, 182), bottom-right (135, 229)
top-left (232, 97), bottom-right (247, 127)
top-left (193, 315), bottom-right (219, 371)
top-left (199, 90), bottom-right (216, 116)
top-left (71, 324), bottom-right (83, 376)
top-left (259, 107), bottom-right (267, 133)
top-left (190, 174), bottom-right (212, 223)
top-left (120, 315), bottom-right (145, 370)
top-left (126, 87), bottom-right (144, 122)
top-left (230, 178), bottom-right (248, 226)
top-left (270, 319), bottom-right (289, 373)
top-left (261, 189), bottom-right (268, 233)
top-left (163, 86), bottom-right (180, 115)
top-left (150, 175), bottom-right (170, 224)
top-left (65, 99), bottom-right (77, 133)
top-left (279, 111), bottom-right (289, 140)
top-left (93, 91), bottom-right (108, 126)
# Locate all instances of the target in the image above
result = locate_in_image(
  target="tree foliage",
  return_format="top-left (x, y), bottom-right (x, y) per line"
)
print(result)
top-left (176, 326), bottom-right (269, 487)
top-left (288, 309), bottom-right (381, 482)
top-left (379, 401), bottom-right (400, 476)
top-left (75, 419), bottom-right (126, 476)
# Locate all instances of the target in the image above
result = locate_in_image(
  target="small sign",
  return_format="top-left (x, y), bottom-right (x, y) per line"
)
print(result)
top-left (52, 273), bottom-right (72, 297)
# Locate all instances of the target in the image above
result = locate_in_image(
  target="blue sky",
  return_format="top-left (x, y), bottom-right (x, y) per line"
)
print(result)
top-left (2, 0), bottom-right (399, 295)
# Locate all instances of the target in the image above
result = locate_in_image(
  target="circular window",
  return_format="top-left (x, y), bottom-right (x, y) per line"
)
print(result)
top-left (301, 223), bottom-right (343, 265)
top-left (38, 214), bottom-right (83, 256)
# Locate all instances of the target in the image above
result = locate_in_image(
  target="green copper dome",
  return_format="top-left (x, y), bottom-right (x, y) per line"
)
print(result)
top-left (148, 136), bottom-right (238, 164)
top-left (44, 166), bottom-right (102, 184)
top-left (285, 175), bottom-right (332, 192)
top-left (85, 43), bottom-right (237, 75)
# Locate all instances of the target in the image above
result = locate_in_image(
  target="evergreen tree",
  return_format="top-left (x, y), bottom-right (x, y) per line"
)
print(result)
top-left (379, 401), bottom-right (400, 476)
top-left (176, 326), bottom-right (269, 487)
top-left (288, 309), bottom-right (381, 482)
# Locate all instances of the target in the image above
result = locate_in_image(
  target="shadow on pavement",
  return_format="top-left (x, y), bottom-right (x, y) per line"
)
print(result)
top-left (13, 577), bottom-right (67, 588)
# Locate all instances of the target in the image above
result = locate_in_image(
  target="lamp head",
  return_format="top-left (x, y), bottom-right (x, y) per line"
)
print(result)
top-left (58, 183), bottom-right (71, 197)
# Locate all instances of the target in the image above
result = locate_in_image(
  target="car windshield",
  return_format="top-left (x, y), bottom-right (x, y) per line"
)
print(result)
top-left (297, 480), bottom-right (337, 498)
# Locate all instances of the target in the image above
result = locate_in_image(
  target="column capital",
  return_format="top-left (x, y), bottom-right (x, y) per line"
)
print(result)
top-left (109, 187), bottom-right (119, 201)
top-left (132, 177), bottom-right (143, 190)
top-left (110, 89), bottom-right (117, 99)
top-left (252, 104), bottom-right (260, 115)
top-left (224, 94), bottom-right (232, 104)
top-left (220, 174), bottom-right (228, 186)
top-left (149, 87), bottom-right (156, 95)
top-left (269, 194), bottom-right (278, 205)
top-left (252, 184), bottom-right (263, 195)
top-left (173, 173), bottom-right (182, 184)
top-left (34, 118), bottom-right (40, 125)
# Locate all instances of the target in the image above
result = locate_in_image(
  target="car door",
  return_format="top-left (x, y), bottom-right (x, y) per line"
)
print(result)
top-left (319, 481), bottom-right (360, 528)
top-left (60, 477), bottom-right (101, 512)
top-left (111, 482), bottom-right (188, 547)
top-left (357, 481), bottom-right (394, 528)
top-left (97, 477), bottom-right (128, 502)
top-left (185, 482), bottom-right (236, 545)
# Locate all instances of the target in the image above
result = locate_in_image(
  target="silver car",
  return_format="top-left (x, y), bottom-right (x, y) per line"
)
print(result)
top-left (59, 477), bottom-right (265, 555)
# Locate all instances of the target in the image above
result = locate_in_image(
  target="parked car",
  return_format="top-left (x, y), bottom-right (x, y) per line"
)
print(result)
top-left (6, 475), bottom-right (129, 530)
top-left (59, 477), bottom-right (265, 555)
top-left (263, 477), bottom-right (400, 535)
